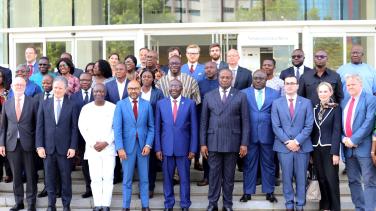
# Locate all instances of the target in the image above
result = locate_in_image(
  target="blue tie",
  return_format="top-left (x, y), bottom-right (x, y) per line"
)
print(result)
top-left (56, 99), bottom-right (62, 123)
top-left (256, 89), bottom-right (263, 110)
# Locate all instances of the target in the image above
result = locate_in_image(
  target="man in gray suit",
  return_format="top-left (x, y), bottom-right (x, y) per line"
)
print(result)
top-left (200, 69), bottom-right (250, 211)
top-left (0, 77), bottom-right (38, 211)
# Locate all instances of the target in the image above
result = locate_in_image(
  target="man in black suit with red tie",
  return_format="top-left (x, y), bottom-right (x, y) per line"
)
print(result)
top-left (280, 49), bottom-right (313, 81)
top-left (0, 77), bottom-right (38, 211)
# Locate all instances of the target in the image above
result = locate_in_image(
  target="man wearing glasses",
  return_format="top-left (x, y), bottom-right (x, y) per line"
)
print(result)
top-left (181, 44), bottom-right (205, 82)
top-left (280, 49), bottom-right (313, 81)
top-left (30, 57), bottom-right (56, 90)
top-left (338, 44), bottom-right (376, 98)
top-left (298, 50), bottom-right (343, 106)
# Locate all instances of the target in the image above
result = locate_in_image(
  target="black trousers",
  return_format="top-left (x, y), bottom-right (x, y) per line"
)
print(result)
top-left (0, 156), bottom-right (12, 178)
top-left (208, 152), bottom-right (237, 209)
top-left (7, 142), bottom-right (37, 206)
top-left (312, 146), bottom-right (340, 211)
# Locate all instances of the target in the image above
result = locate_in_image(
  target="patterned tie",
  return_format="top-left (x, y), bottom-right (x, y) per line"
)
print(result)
top-left (173, 99), bottom-right (178, 123)
top-left (56, 99), bottom-right (62, 123)
top-left (256, 89), bottom-right (263, 110)
top-left (133, 100), bottom-right (138, 120)
top-left (84, 91), bottom-right (89, 105)
top-left (15, 98), bottom-right (21, 121)
top-left (289, 98), bottom-right (294, 119)
top-left (222, 89), bottom-right (227, 104)
top-left (345, 97), bottom-right (355, 137)
top-left (190, 64), bottom-right (194, 74)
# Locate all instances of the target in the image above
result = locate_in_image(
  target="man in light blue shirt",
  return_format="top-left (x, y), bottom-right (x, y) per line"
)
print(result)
top-left (338, 45), bottom-right (376, 98)
top-left (29, 57), bottom-right (56, 90)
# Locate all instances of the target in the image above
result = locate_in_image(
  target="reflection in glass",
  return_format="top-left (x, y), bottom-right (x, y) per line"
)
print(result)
top-left (265, 0), bottom-right (302, 21)
top-left (106, 41), bottom-right (134, 62)
top-left (47, 41), bottom-right (72, 68)
top-left (0, 33), bottom-right (8, 65)
top-left (42, 0), bottom-right (72, 26)
top-left (109, 0), bottom-right (140, 24)
top-left (75, 0), bottom-right (105, 26)
top-left (313, 37), bottom-right (343, 70)
top-left (9, 0), bottom-right (39, 27)
top-left (15, 43), bottom-right (42, 67)
top-left (76, 40), bottom-right (103, 70)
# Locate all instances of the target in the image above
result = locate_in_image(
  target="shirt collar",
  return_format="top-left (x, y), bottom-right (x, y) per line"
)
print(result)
top-left (15, 94), bottom-right (25, 100)
top-left (285, 94), bottom-right (298, 101)
top-left (313, 68), bottom-right (329, 77)
top-left (228, 65), bottom-right (238, 71)
top-left (129, 97), bottom-right (139, 103)
top-left (170, 95), bottom-right (182, 103)
top-left (219, 86), bottom-right (231, 93)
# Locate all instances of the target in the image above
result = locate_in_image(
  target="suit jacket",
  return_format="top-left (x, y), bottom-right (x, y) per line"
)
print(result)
top-left (105, 79), bottom-right (129, 104)
top-left (181, 63), bottom-right (205, 82)
top-left (271, 96), bottom-right (314, 153)
top-left (200, 88), bottom-right (250, 152)
top-left (312, 105), bottom-right (342, 155)
top-left (233, 66), bottom-right (252, 90)
top-left (279, 66), bottom-right (313, 81)
top-left (113, 98), bottom-right (154, 154)
top-left (0, 66), bottom-right (12, 90)
top-left (33, 92), bottom-right (52, 107)
top-left (341, 92), bottom-right (376, 158)
top-left (73, 68), bottom-right (83, 78)
top-left (217, 61), bottom-right (228, 70)
top-left (36, 95), bottom-right (78, 155)
top-left (149, 88), bottom-right (164, 112)
top-left (155, 97), bottom-right (198, 156)
top-left (0, 96), bottom-right (38, 151)
top-left (242, 87), bottom-right (280, 145)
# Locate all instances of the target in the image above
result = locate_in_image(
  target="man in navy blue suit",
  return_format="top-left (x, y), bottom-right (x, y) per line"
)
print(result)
top-left (209, 43), bottom-right (228, 70)
top-left (341, 74), bottom-right (376, 211)
top-left (240, 70), bottom-right (280, 203)
top-left (271, 76), bottom-right (314, 211)
top-left (70, 72), bottom-right (93, 198)
top-left (155, 79), bottom-right (198, 211)
top-left (36, 76), bottom-right (78, 211)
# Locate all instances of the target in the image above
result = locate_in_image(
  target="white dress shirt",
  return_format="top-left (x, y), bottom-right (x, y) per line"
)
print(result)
top-left (285, 94), bottom-right (298, 109)
top-left (116, 79), bottom-right (126, 100)
top-left (219, 87), bottom-right (231, 99)
top-left (294, 66), bottom-right (304, 78)
top-left (170, 95), bottom-right (181, 112)
top-left (54, 97), bottom-right (64, 124)
top-left (187, 62), bottom-right (198, 71)
top-left (81, 88), bottom-right (92, 100)
top-left (229, 65), bottom-right (238, 86)
top-left (141, 88), bottom-right (152, 102)
top-left (14, 94), bottom-right (25, 138)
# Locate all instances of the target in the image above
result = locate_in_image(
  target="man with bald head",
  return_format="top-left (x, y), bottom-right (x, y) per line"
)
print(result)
top-left (338, 44), bottom-right (376, 98)
top-left (0, 77), bottom-right (39, 211)
top-left (113, 80), bottom-right (154, 211)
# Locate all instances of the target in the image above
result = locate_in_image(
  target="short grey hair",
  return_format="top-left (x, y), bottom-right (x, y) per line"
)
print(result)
top-left (345, 73), bottom-right (362, 85)
top-left (53, 76), bottom-right (68, 88)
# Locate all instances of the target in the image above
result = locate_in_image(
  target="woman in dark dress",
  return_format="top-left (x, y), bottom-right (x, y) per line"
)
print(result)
top-left (311, 82), bottom-right (341, 211)
top-left (140, 69), bottom-right (164, 198)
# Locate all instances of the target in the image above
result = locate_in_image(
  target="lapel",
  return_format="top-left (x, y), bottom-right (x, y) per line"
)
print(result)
top-left (175, 97), bottom-right (186, 125)
top-left (234, 68), bottom-right (241, 88)
top-left (292, 96), bottom-right (302, 122)
top-left (8, 98), bottom-right (17, 121)
top-left (280, 97), bottom-right (291, 121)
top-left (18, 97), bottom-right (29, 121)
top-left (248, 87), bottom-right (258, 110)
top-left (164, 98), bottom-right (174, 124)
top-left (261, 88), bottom-right (271, 111)
top-left (313, 106), bottom-right (334, 128)
top-left (121, 80), bottom-right (129, 100)
top-left (150, 89), bottom-right (156, 104)
top-left (352, 93), bottom-right (365, 126)
top-left (48, 98), bottom-right (56, 124)
top-left (216, 88), bottom-right (236, 115)
top-left (57, 96), bottom-right (69, 124)
top-left (125, 98), bottom-right (136, 123)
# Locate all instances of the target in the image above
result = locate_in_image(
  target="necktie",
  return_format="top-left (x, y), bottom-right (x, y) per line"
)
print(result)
top-left (222, 89), bottom-right (227, 104)
top-left (256, 90), bottom-right (263, 110)
top-left (56, 99), bottom-right (62, 123)
top-left (345, 97), bottom-right (355, 137)
top-left (190, 64), bottom-right (194, 74)
top-left (289, 98), bottom-right (294, 119)
top-left (296, 67), bottom-right (300, 80)
top-left (15, 98), bottom-right (21, 121)
top-left (45, 92), bottom-right (50, 100)
top-left (133, 100), bottom-right (138, 120)
top-left (173, 99), bottom-right (178, 123)
top-left (28, 64), bottom-right (33, 76)
top-left (84, 91), bottom-right (89, 104)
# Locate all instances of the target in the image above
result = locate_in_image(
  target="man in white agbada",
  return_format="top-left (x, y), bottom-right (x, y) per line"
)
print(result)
top-left (78, 83), bottom-right (116, 211)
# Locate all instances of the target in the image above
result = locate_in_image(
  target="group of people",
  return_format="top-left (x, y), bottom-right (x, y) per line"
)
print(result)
top-left (0, 43), bottom-right (375, 211)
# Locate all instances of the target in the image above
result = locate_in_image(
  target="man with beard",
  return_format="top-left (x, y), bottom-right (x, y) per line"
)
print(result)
top-left (209, 43), bottom-right (228, 70)
top-left (280, 49), bottom-right (313, 81)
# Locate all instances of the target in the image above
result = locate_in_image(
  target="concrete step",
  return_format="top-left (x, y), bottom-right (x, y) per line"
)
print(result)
top-left (0, 192), bottom-right (355, 210)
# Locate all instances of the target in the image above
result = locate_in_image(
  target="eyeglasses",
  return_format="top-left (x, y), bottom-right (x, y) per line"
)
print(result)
top-left (169, 62), bottom-right (181, 66)
top-left (291, 55), bottom-right (303, 59)
top-left (285, 82), bottom-right (298, 86)
top-left (39, 63), bottom-right (49, 66)
top-left (314, 55), bottom-right (327, 60)
top-left (59, 64), bottom-right (68, 68)
top-left (186, 52), bottom-right (199, 55)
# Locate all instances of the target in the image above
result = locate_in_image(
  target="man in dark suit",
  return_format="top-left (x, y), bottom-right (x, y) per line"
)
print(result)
top-left (280, 49), bottom-right (313, 81)
top-left (200, 68), bottom-right (250, 211)
top-left (240, 70), bottom-right (280, 203)
top-left (105, 62), bottom-right (129, 184)
top-left (271, 76), bottom-right (314, 211)
top-left (25, 46), bottom-right (39, 76)
top-left (341, 74), bottom-right (376, 211)
top-left (70, 72), bottom-right (94, 198)
top-left (36, 76), bottom-right (78, 211)
top-left (155, 79), bottom-right (198, 211)
top-left (226, 48), bottom-right (252, 172)
top-left (209, 43), bottom-right (228, 70)
top-left (0, 77), bottom-right (38, 211)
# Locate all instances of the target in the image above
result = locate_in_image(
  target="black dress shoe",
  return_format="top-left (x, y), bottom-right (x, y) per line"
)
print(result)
top-left (142, 207), bottom-right (150, 211)
top-left (81, 191), bottom-right (92, 198)
top-left (286, 209), bottom-right (294, 211)
top-left (56, 192), bottom-right (61, 198)
top-left (9, 203), bottom-right (24, 211)
top-left (149, 190), bottom-right (154, 198)
top-left (207, 205), bottom-right (218, 211)
top-left (194, 161), bottom-right (204, 171)
top-left (46, 206), bottom-right (57, 211)
top-left (3, 176), bottom-right (12, 183)
top-left (266, 192), bottom-right (278, 203)
top-left (27, 204), bottom-right (36, 211)
top-left (275, 178), bottom-right (281, 186)
top-left (38, 188), bottom-right (48, 198)
top-left (63, 206), bottom-right (71, 211)
top-left (173, 178), bottom-right (179, 186)
top-left (121, 209), bottom-right (130, 211)
top-left (102, 207), bottom-right (110, 211)
top-left (256, 178), bottom-right (261, 186)
top-left (197, 178), bottom-right (209, 186)
top-left (182, 208), bottom-right (189, 211)
top-left (239, 194), bottom-right (252, 202)
top-left (222, 207), bottom-right (233, 211)
top-left (164, 209), bottom-right (173, 211)
top-left (93, 207), bottom-right (101, 211)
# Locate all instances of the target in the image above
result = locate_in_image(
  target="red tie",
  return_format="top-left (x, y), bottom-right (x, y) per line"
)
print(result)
top-left (190, 64), bottom-right (194, 74)
top-left (173, 99), bottom-right (178, 123)
top-left (15, 98), bottom-right (21, 121)
top-left (289, 99), bottom-right (294, 119)
top-left (132, 100), bottom-right (138, 120)
top-left (345, 97), bottom-right (355, 137)
top-left (28, 64), bottom-right (33, 76)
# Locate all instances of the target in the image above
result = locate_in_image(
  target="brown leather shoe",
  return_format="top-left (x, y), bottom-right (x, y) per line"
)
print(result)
top-left (3, 176), bottom-right (12, 183)
top-left (197, 178), bottom-right (208, 186)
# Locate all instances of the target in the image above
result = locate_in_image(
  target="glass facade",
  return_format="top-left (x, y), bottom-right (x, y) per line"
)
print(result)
top-left (42, 0), bottom-right (72, 27)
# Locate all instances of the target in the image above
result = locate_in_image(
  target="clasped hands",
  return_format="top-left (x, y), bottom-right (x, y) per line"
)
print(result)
top-left (285, 140), bottom-right (300, 152)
